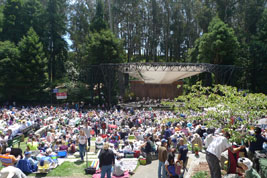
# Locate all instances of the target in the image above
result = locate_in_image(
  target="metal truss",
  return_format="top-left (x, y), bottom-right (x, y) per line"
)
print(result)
top-left (79, 63), bottom-right (241, 107)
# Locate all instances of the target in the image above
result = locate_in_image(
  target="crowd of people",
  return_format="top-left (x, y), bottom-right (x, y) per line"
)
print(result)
top-left (0, 104), bottom-right (266, 178)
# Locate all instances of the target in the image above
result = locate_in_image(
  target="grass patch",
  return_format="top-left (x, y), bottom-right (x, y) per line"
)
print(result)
top-left (133, 161), bottom-right (140, 172)
top-left (192, 171), bottom-right (210, 178)
top-left (29, 161), bottom-right (92, 177)
top-left (91, 137), bottom-right (96, 141)
top-left (20, 137), bottom-right (28, 153)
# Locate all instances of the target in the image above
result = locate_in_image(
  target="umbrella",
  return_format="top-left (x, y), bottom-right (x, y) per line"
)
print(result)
top-left (108, 124), bottom-right (117, 129)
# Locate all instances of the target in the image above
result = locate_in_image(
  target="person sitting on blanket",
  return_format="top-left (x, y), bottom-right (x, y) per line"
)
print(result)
top-left (37, 148), bottom-right (57, 166)
top-left (68, 139), bottom-right (76, 153)
top-left (113, 155), bottom-right (124, 177)
top-left (23, 151), bottom-right (38, 168)
top-left (110, 137), bottom-right (119, 150)
top-left (122, 141), bottom-right (134, 154)
top-left (38, 142), bottom-right (48, 153)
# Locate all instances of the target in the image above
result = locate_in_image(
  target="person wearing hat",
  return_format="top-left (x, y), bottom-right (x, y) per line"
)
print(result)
top-left (0, 147), bottom-right (21, 167)
top-left (158, 139), bottom-right (168, 178)
top-left (237, 157), bottom-right (261, 178)
top-left (98, 142), bottom-right (115, 178)
top-left (23, 151), bottom-right (38, 170)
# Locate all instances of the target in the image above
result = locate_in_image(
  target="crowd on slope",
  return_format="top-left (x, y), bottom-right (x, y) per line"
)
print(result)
top-left (0, 104), bottom-right (266, 178)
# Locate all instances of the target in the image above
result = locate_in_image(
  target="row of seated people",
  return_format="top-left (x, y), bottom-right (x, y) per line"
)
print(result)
top-left (0, 146), bottom-right (65, 174)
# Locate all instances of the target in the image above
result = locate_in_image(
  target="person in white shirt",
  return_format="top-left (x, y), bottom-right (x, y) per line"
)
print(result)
top-left (113, 155), bottom-right (124, 176)
top-left (82, 122), bottom-right (92, 148)
top-left (77, 130), bottom-right (87, 162)
top-left (204, 133), bottom-right (214, 148)
top-left (206, 132), bottom-right (245, 178)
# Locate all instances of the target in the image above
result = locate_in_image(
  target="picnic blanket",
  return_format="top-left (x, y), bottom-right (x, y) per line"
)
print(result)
top-left (121, 159), bottom-right (138, 172)
top-left (92, 170), bottom-right (130, 178)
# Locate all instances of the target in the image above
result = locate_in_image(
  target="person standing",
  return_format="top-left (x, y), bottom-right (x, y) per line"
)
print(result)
top-left (98, 142), bottom-right (115, 178)
top-left (206, 132), bottom-right (245, 178)
top-left (83, 122), bottom-right (92, 149)
top-left (249, 127), bottom-right (267, 157)
top-left (158, 139), bottom-right (168, 178)
top-left (177, 138), bottom-right (188, 166)
top-left (77, 130), bottom-right (87, 161)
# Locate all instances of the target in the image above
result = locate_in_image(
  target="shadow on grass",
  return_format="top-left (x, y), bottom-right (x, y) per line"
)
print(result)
top-left (74, 160), bottom-right (85, 165)
top-left (35, 173), bottom-right (48, 177)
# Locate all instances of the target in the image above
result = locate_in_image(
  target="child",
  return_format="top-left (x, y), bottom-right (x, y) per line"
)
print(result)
top-left (165, 154), bottom-right (179, 178)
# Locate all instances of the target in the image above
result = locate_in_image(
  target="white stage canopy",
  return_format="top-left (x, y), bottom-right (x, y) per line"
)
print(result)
top-left (122, 63), bottom-right (209, 84)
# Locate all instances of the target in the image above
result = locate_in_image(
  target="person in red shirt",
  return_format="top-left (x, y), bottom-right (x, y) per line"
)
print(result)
top-left (101, 122), bottom-right (106, 134)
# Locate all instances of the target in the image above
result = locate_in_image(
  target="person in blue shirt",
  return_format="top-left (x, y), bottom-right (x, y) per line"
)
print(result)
top-left (164, 125), bottom-right (172, 139)
top-left (177, 138), bottom-right (188, 165)
top-left (249, 127), bottom-right (267, 154)
top-left (165, 153), bottom-right (179, 178)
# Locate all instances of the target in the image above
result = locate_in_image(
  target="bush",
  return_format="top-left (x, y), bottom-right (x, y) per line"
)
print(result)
top-left (192, 171), bottom-right (209, 178)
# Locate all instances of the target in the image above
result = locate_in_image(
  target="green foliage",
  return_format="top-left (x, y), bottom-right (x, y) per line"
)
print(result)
top-left (65, 81), bottom-right (92, 102)
top-left (16, 27), bottom-right (48, 101)
top-left (0, 5), bottom-right (3, 33)
top-left (21, 0), bottom-right (45, 38)
top-left (0, 40), bottom-right (19, 101)
top-left (248, 9), bottom-right (267, 93)
top-left (1, 0), bottom-right (24, 43)
top-left (168, 82), bottom-right (267, 143)
top-left (193, 17), bottom-right (240, 65)
top-left (68, 0), bottom-right (91, 53)
top-left (45, 0), bottom-right (68, 82)
top-left (90, 0), bottom-right (107, 32)
top-left (82, 30), bottom-right (124, 65)
top-left (192, 171), bottom-right (209, 178)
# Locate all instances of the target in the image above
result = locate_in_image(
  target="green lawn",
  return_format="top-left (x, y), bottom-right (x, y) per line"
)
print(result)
top-left (29, 161), bottom-right (92, 177)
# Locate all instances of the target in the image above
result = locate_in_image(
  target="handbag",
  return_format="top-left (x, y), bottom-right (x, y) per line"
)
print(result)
top-left (84, 167), bottom-right (96, 174)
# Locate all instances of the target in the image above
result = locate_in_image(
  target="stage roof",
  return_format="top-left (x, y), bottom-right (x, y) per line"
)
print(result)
top-left (121, 63), bottom-right (209, 84)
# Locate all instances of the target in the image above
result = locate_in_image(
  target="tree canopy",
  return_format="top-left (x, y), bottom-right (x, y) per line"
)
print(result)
top-left (0, 0), bottom-right (267, 103)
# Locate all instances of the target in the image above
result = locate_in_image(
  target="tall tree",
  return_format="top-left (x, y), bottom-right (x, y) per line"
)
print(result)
top-left (21, 0), bottom-right (45, 40)
top-left (90, 0), bottom-right (108, 32)
top-left (68, 0), bottom-right (91, 53)
top-left (16, 28), bottom-right (48, 101)
top-left (44, 0), bottom-right (68, 83)
top-left (1, 0), bottom-right (24, 43)
top-left (194, 17), bottom-right (240, 65)
top-left (0, 41), bottom-right (19, 101)
top-left (0, 4), bottom-right (3, 33)
top-left (249, 9), bottom-right (267, 93)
